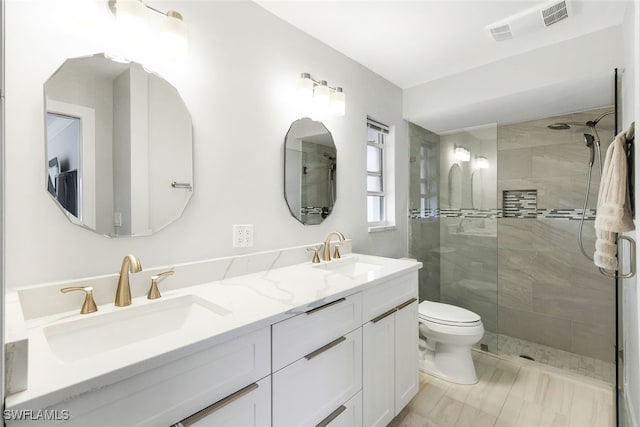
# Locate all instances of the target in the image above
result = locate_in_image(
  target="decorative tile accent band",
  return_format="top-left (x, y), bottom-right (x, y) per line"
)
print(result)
top-left (408, 208), bottom-right (501, 219)
top-left (408, 207), bottom-right (596, 220)
top-left (537, 208), bottom-right (597, 220)
top-left (503, 189), bottom-right (537, 219)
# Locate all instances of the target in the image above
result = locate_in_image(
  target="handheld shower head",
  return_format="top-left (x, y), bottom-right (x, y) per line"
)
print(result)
top-left (584, 134), bottom-right (595, 167)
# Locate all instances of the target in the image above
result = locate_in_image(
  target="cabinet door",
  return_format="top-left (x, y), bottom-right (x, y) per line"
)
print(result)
top-left (362, 312), bottom-right (395, 427)
top-left (180, 376), bottom-right (271, 427)
top-left (394, 300), bottom-right (419, 414)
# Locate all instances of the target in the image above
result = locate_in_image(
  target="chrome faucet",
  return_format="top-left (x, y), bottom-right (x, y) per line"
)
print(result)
top-left (322, 231), bottom-right (346, 261)
top-left (115, 254), bottom-right (142, 307)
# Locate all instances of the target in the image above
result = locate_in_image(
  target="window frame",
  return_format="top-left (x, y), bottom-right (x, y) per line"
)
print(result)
top-left (366, 118), bottom-right (390, 227)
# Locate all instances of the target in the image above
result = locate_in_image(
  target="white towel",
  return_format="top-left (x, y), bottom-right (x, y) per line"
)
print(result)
top-left (593, 123), bottom-right (635, 270)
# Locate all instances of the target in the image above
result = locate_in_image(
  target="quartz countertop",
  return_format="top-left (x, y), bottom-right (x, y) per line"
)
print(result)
top-left (5, 252), bottom-right (421, 411)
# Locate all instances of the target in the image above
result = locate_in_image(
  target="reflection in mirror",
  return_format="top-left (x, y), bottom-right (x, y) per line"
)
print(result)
top-left (44, 53), bottom-right (193, 237)
top-left (284, 118), bottom-right (337, 225)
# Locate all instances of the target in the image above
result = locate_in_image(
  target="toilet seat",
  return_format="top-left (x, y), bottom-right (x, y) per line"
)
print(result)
top-left (418, 301), bottom-right (481, 327)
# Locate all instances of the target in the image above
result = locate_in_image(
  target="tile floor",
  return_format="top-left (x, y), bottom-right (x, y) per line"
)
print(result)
top-left (390, 351), bottom-right (614, 427)
top-left (488, 332), bottom-right (615, 384)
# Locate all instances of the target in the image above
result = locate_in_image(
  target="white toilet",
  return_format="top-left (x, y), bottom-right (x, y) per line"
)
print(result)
top-left (418, 300), bottom-right (484, 385)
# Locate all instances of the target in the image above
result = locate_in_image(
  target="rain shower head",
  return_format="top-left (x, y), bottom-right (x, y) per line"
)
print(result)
top-left (547, 111), bottom-right (614, 131)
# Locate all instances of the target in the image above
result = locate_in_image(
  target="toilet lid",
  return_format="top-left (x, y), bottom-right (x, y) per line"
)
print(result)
top-left (418, 300), bottom-right (481, 325)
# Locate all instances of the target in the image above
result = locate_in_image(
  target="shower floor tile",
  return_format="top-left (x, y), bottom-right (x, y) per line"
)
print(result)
top-left (482, 332), bottom-right (615, 384)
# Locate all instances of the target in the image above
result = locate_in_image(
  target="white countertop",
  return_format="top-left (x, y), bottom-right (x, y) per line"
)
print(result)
top-left (5, 253), bottom-right (421, 411)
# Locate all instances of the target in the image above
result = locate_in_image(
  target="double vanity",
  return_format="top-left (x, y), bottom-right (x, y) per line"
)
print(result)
top-left (5, 241), bottom-right (421, 426)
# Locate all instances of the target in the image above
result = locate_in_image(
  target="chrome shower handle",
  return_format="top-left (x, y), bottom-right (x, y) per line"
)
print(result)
top-left (599, 235), bottom-right (636, 279)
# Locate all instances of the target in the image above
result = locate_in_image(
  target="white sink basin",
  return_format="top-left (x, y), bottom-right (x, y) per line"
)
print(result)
top-left (43, 295), bottom-right (231, 363)
top-left (314, 256), bottom-right (386, 278)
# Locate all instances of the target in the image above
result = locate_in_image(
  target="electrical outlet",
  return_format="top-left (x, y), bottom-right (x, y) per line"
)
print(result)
top-left (233, 224), bottom-right (254, 248)
top-left (114, 212), bottom-right (122, 227)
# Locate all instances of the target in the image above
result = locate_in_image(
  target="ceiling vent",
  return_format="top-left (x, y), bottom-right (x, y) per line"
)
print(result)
top-left (541, 0), bottom-right (570, 27)
top-left (488, 24), bottom-right (513, 42)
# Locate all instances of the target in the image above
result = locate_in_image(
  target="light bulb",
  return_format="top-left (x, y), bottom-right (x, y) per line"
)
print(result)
top-left (116, 0), bottom-right (148, 36)
top-left (159, 11), bottom-right (188, 63)
top-left (475, 155), bottom-right (489, 169)
top-left (330, 87), bottom-right (345, 116)
top-left (297, 73), bottom-right (314, 107)
top-left (454, 146), bottom-right (470, 162)
top-left (115, 0), bottom-right (149, 61)
top-left (313, 80), bottom-right (331, 112)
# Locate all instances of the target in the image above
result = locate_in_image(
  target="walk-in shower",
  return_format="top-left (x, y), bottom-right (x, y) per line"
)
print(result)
top-left (409, 106), bottom-right (616, 386)
top-left (548, 111), bottom-right (614, 260)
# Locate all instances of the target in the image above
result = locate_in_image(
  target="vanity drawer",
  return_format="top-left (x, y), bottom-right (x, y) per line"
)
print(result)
top-left (22, 327), bottom-right (271, 427)
top-left (272, 292), bottom-right (362, 372)
top-left (272, 328), bottom-right (363, 427)
top-left (173, 376), bottom-right (271, 427)
top-left (362, 272), bottom-right (417, 322)
top-left (316, 391), bottom-right (363, 427)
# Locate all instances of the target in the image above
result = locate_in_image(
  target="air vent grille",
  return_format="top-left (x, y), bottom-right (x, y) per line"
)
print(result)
top-left (489, 24), bottom-right (513, 42)
top-left (541, 1), bottom-right (569, 27)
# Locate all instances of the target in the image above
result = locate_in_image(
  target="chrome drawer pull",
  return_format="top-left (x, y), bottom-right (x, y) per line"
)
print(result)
top-left (305, 336), bottom-right (347, 360)
top-left (172, 383), bottom-right (259, 426)
top-left (305, 297), bottom-right (346, 315)
top-left (371, 307), bottom-right (397, 323)
top-left (396, 297), bottom-right (417, 311)
top-left (316, 405), bottom-right (347, 427)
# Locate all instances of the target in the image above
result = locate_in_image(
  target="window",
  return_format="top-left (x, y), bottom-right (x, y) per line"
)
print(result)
top-left (367, 118), bottom-right (390, 225)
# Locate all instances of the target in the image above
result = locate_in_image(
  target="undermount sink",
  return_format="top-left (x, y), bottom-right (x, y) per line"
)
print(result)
top-left (43, 295), bottom-right (231, 363)
top-left (314, 256), bottom-right (386, 278)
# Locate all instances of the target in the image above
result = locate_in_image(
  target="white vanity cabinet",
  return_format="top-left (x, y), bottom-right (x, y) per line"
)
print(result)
top-left (271, 294), bottom-right (363, 427)
top-left (6, 255), bottom-right (422, 427)
top-left (362, 273), bottom-right (419, 427)
top-left (7, 327), bottom-right (272, 427)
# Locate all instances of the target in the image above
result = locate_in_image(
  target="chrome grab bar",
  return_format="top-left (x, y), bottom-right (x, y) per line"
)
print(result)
top-left (599, 235), bottom-right (636, 279)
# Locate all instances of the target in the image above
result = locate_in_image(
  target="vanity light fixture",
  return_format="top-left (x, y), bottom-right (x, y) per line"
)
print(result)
top-left (454, 145), bottom-right (471, 162)
top-left (298, 73), bottom-right (346, 116)
top-left (475, 155), bottom-right (489, 169)
top-left (110, 0), bottom-right (188, 63)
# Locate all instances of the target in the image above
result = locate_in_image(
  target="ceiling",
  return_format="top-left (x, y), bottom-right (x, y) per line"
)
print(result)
top-left (256, 0), bottom-right (631, 131)
top-left (256, 0), bottom-right (628, 90)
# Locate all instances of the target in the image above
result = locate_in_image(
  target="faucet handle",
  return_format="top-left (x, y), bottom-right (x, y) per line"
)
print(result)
top-left (61, 286), bottom-right (98, 314)
top-left (307, 246), bottom-right (321, 264)
top-left (147, 271), bottom-right (175, 300)
top-left (333, 243), bottom-right (342, 259)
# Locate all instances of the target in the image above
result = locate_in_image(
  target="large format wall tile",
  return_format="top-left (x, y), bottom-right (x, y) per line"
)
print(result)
top-left (498, 148), bottom-right (532, 180)
top-left (571, 321), bottom-right (615, 362)
top-left (495, 108), bottom-right (616, 363)
top-left (532, 282), bottom-right (615, 326)
top-left (498, 307), bottom-right (573, 352)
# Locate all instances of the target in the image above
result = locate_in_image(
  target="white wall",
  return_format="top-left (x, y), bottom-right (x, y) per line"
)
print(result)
top-left (404, 25), bottom-right (624, 133)
top-left (4, 0), bottom-right (408, 287)
top-left (623, 0), bottom-right (640, 425)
